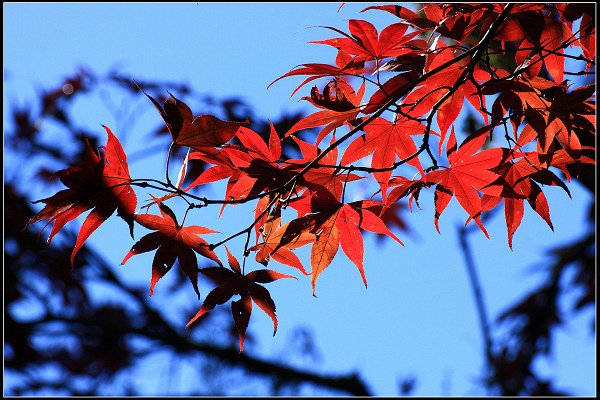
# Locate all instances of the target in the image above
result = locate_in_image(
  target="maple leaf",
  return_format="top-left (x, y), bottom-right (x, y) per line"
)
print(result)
top-left (286, 191), bottom-right (404, 294)
top-left (479, 155), bottom-right (571, 249)
top-left (186, 248), bottom-right (295, 352)
top-left (364, 4), bottom-right (502, 44)
top-left (403, 42), bottom-right (490, 138)
top-left (385, 176), bottom-right (431, 212)
top-left (556, 4), bottom-right (595, 63)
top-left (425, 126), bottom-right (506, 237)
top-left (284, 135), bottom-right (364, 206)
top-left (185, 125), bottom-right (301, 217)
top-left (481, 74), bottom-right (549, 132)
top-left (144, 91), bottom-right (245, 149)
top-left (494, 5), bottom-right (570, 82)
top-left (222, 127), bottom-right (300, 200)
top-left (539, 21), bottom-right (567, 83)
top-left (484, 77), bottom-right (592, 157)
top-left (427, 4), bottom-right (498, 42)
top-left (268, 61), bottom-right (367, 97)
top-left (494, 4), bottom-right (578, 83)
top-left (508, 81), bottom-right (595, 159)
top-left (187, 127), bottom-right (359, 218)
top-left (185, 147), bottom-right (239, 190)
top-left (496, 6), bottom-right (546, 43)
top-left (571, 6), bottom-right (595, 62)
top-left (306, 79), bottom-right (362, 112)
top-left (361, 71), bottom-right (421, 115)
top-left (532, 148), bottom-right (596, 182)
top-left (121, 201), bottom-right (221, 297)
top-left (341, 116), bottom-right (426, 198)
top-left (361, 5), bottom-right (436, 29)
top-left (285, 79), bottom-right (365, 145)
top-left (251, 212), bottom-right (314, 275)
top-left (313, 19), bottom-right (425, 63)
top-left (28, 125), bottom-right (137, 266)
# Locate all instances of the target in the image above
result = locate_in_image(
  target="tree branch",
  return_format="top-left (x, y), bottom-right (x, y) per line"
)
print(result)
top-left (457, 224), bottom-right (494, 394)
top-left (84, 245), bottom-right (372, 395)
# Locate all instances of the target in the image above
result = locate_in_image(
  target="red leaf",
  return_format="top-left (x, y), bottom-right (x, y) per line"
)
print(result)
top-left (252, 215), bottom-right (314, 275)
top-left (337, 204), bottom-right (365, 285)
top-left (283, 195), bottom-right (403, 294)
top-left (285, 108), bottom-right (359, 141)
top-left (28, 126), bottom-right (137, 266)
top-left (478, 152), bottom-right (576, 248)
top-left (268, 121), bottom-right (282, 161)
top-left (426, 126), bottom-right (504, 236)
top-left (121, 202), bottom-right (220, 297)
top-left (541, 22), bottom-right (565, 83)
top-left (403, 42), bottom-right (489, 136)
top-left (341, 117), bottom-right (425, 198)
top-left (356, 206), bottom-right (404, 245)
top-left (268, 63), bottom-right (367, 97)
top-left (286, 80), bottom-right (364, 144)
top-left (225, 246), bottom-right (241, 274)
top-left (362, 73), bottom-right (414, 115)
top-left (145, 91), bottom-right (245, 149)
top-left (187, 251), bottom-right (295, 352)
top-left (314, 19), bottom-right (424, 62)
top-left (231, 295), bottom-right (252, 352)
top-left (185, 128), bottom-right (301, 211)
top-left (310, 216), bottom-right (340, 294)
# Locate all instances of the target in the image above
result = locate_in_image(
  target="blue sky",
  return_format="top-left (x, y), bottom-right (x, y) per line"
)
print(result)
top-left (4, 3), bottom-right (595, 396)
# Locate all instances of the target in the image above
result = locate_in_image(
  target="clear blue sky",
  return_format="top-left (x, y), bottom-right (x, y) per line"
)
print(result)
top-left (4, 3), bottom-right (595, 396)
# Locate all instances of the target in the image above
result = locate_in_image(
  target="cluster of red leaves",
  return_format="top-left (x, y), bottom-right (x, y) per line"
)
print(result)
top-left (268, 2), bottom-right (595, 250)
top-left (29, 3), bottom-right (595, 351)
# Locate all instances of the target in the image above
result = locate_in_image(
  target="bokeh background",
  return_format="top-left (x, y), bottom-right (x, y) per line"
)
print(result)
top-left (4, 3), bottom-right (595, 396)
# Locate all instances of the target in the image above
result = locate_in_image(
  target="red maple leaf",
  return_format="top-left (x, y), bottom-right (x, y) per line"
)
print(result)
top-left (481, 74), bottom-right (551, 133)
top-left (425, 126), bottom-right (505, 236)
top-left (366, 4), bottom-right (500, 43)
top-left (539, 21), bottom-right (567, 83)
top-left (532, 148), bottom-right (596, 182)
top-left (186, 248), bottom-right (295, 352)
top-left (187, 125), bottom-right (303, 217)
top-left (385, 175), bottom-right (431, 211)
top-left (121, 201), bottom-right (221, 297)
top-left (28, 126), bottom-right (137, 266)
top-left (145, 91), bottom-right (245, 149)
top-left (361, 4), bottom-right (437, 30)
top-left (285, 79), bottom-right (365, 145)
top-left (268, 60), bottom-right (367, 97)
top-left (251, 212), bottom-right (314, 275)
top-left (286, 191), bottom-right (404, 294)
top-left (285, 135), bottom-right (363, 201)
top-left (312, 19), bottom-right (425, 62)
top-left (403, 41), bottom-right (490, 137)
top-left (480, 155), bottom-right (571, 249)
top-left (557, 4), bottom-right (595, 63)
top-left (341, 116), bottom-right (426, 198)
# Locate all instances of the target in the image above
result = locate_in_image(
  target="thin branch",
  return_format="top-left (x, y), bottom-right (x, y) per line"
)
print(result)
top-left (457, 224), bottom-right (495, 394)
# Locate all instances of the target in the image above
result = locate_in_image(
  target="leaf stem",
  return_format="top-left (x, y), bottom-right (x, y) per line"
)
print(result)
top-left (165, 142), bottom-right (174, 186)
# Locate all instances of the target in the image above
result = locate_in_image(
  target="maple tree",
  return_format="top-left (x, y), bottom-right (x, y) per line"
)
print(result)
top-left (27, 1), bottom-right (595, 364)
